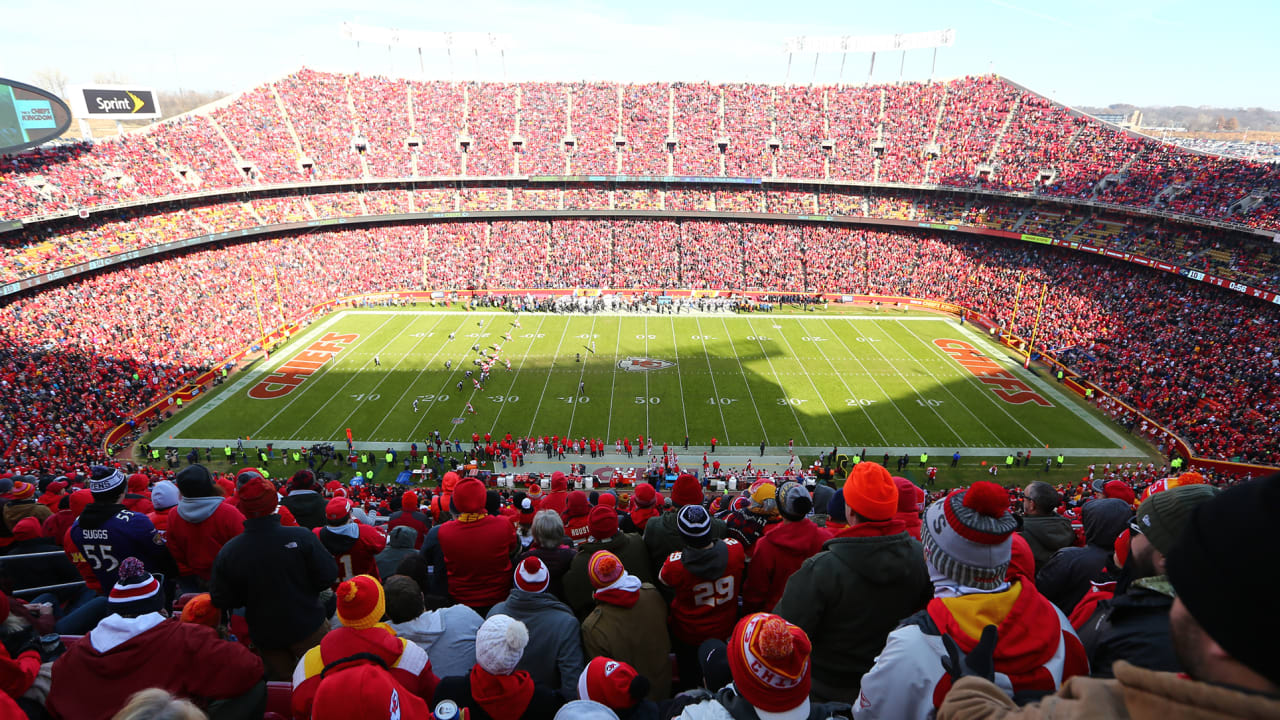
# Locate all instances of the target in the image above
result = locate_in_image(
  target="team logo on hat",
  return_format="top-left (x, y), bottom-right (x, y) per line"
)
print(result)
top-left (617, 357), bottom-right (675, 372)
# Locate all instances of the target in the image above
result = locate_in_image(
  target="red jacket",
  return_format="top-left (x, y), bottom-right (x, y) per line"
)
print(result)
top-left (147, 508), bottom-right (171, 540)
top-left (291, 624), bottom-right (436, 719)
top-left (438, 516), bottom-right (518, 609)
top-left (0, 643), bottom-right (40, 700)
top-left (315, 523), bottom-right (387, 583)
top-left (167, 499), bottom-right (245, 581)
top-left (386, 510), bottom-right (431, 549)
top-left (539, 491), bottom-right (568, 517)
top-left (742, 519), bottom-right (831, 614)
top-left (47, 615), bottom-right (263, 720)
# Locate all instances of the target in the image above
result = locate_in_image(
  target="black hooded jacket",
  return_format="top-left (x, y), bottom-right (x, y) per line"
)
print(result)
top-left (1036, 498), bottom-right (1132, 613)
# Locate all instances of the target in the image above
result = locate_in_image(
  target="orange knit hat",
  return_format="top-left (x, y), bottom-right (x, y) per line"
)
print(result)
top-left (843, 462), bottom-right (899, 521)
top-left (337, 575), bottom-right (385, 630)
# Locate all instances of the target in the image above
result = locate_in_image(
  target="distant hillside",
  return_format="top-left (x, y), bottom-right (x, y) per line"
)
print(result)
top-left (1078, 103), bottom-right (1280, 132)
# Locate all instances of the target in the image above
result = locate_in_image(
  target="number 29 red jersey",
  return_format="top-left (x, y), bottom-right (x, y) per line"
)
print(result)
top-left (659, 538), bottom-right (746, 645)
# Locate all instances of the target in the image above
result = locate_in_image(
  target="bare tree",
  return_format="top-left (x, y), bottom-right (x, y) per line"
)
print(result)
top-left (32, 68), bottom-right (69, 99)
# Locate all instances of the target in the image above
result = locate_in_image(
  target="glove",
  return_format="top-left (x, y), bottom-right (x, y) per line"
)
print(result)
top-left (941, 624), bottom-right (999, 683)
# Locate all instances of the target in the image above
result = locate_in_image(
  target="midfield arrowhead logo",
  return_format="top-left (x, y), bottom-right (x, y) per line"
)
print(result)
top-left (618, 357), bottom-right (675, 372)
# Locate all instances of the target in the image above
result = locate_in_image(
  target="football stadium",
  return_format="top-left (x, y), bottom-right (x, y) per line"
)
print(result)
top-left (1, 6), bottom-right (1278, 719)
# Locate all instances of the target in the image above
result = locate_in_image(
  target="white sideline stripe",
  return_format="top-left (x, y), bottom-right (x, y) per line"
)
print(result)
top-left (956, 324), bottom-right (1132, 449)
top-left (334, 310), bottom-right (951, 320)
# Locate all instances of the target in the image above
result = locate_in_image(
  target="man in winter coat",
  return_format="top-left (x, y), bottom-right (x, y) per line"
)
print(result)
top-left (167, 464), bottom-right (245, 591)
top-left (375, 525), bottom-right (420, 580)
top-left (659, 504), bottom-right (745, 690)
top-left (47, 557), bottom-right (265, 720)
top-left (775, 462), bottom-right (931, 703)
top-left (210, 474), bottom-right (338, 681)
top-left (539, 471), bottom-right (571, 517)
top-left (563, 490), bottom-right (593, 546)
top-left (487, 556), bottom-right (586, 699)
top-left (580, 550), bottom-right (671, 701)
top-left (892, 476), bottom-right (924, 540)
top-left (430, 471), bottom-right (462, 524)
top-left (1018, 481), bottom-right (1077, 572)
top-left (385, 574), bottom-right (483, 680)
top-left (432, 614), bottom-right (564, 720)
top-left (386, 490), bottom-right (432, 549)
top-left (643, 476), bottom-right (726, 573)
top-left (436, 478), bottom-right (519, 614)
top-left (316, 497), bottom-right (387, 583)
top-left (1037, 497), bottom-right (1131, 613)
top-left (619, 482), bottom-right (661, 535)
top-left (724, 479), bottom-right (782, 554)
top-left (69, 466), bottom-right (174, 592)
top-left (3, 480), bottom-right (51, 533)
top-left (673, 613), bottom-right (851, 720)
top-left (854, 481), bottom-right (1088, 719)
top-left (565, 505), bottom-right (655, 617)
top-left (121, 473), bottom-right (154, 514)
top-left (742, 482), bottom-right (830, 615)
top-left (1076, 484), bottom-right (1218, 677)
top-left (280, 470), bottom-right (326, 529)
top-left (290, 574), bottom-right (437, 719)
top-left (938, 474), bottom-right (1280, 720)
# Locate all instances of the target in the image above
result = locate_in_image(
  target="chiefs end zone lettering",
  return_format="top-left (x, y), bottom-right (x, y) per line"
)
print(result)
top-left (248, 332), bottom-right (359, 399)
top-left (934, 339), bottom-right (1052, 407)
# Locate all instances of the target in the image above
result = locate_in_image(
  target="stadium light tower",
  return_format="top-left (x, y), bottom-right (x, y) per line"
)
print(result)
top-left (340, 22), bottom-right (512, 80)
top-left (782, 29), bottom-right (955, 86)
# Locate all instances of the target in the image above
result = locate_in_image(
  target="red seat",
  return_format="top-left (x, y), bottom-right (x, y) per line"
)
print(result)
top-left (266, 681), bottom-right (293, 718)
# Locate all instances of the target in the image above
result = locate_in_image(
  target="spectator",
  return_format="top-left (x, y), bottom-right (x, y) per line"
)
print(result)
top-left (855, 481), bottom-right (1088, 718)
top-left (209, 474), bottom-right (337, 681)
top-left (580, 550), bottom-right (671, 701)
top-left (122, 474), bottom-right (154, 515)
top-left (741, 482), bottom-right (830, 615)
top-left (488, 556), bottom-right (586, 699)
top-left (3, 479), bottom-right (50, 532)
top-left (519, 510), bottom-right (578, 605)
top-left (658, 505), bottom-right (745, 690)
top-left (1077, 484), bottom-right (1218, 677)
top-left (563, 491), bottom-right (593, 547)
top-left (575, 657), bottom-right (658, 720)
top-left (281, 470), bottom-right (325, 529)
top-left (2, 517), bottom-right (96, 633)
top-left (311, 656), bottom-right (431, 720)
top-left (47, 557), bottom-right (265, 720)
top-left (167, 464), bottom-right (245, 592)
top-left (723, 479), bottom-right (781, 554)
top-left (643, 476), bottom-right (726, 573)
top-left (1037, 498), bottom-right (1132, 613)
top-left (70, 466), bottom-right (173, 592)
top-left (290, 574), bottom-right (436, 719)
top-left (385, 491), bottom-right (431, 549)
top-left (110, 689), bottom-right (206, 720)
top-left (147, 480), bottom-right (178, 540)
top-left (775, 462), bottom-right (930, 703)
top-left (619, 483), bottom-right (660, 535)
top-left (429, 471), bottom-right (461, 525)
top-left (436, 478), bottom-right (518, 615)
top-left (432, 614), bottom-right (564, 720)
top-left (0, 588), bottom-right (51, 718)
top-left (939, 474), bottom-right (1280, 718)
top-left (1018, 481), bottom-right (1076, 572)
top-left (375, 526), bottom-right (419, 581)
top-left (384, 574), bottom-right (482, 680)
top-left (565, 505), bottom-right (655, 617)
top-left (674, 613), bottom-right (849, 720)
top-left (316, 497), bottom-right (387, 583)
top-left (892, 476), bottom-right (924, 540)
top-left (540, 472), bottom-right (571, 517)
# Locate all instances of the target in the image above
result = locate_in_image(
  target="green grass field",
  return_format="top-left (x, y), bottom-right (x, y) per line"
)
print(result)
top-left (151, 307), bottom-right (1138, 468)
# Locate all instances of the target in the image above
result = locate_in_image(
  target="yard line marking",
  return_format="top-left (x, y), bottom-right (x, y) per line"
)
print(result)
top-left (693, 317), bottom-right (731, 445)
top-left (820, 318), bottom-right (927, 445)
top-left (527, 317), bottom-right (574, 436)
top-left (744, 322), bottom-right (810, 446)
top-left (890, 319), bottom-right (1039, 448)
top-left (796, 319), bottom-right (887, 446)
top-left (668, 316), bottom-right (691, 440)
top-left (485, 314), bottom-right (551, 437)
top-left (252, 314), bottom-right (401, 438)
top-left (832, 317), bottom-right (967, 446)
top-left (364, 314), bottom-right (458, 439)
top-left (759, 319), bottom-right (848, 447)
top-left (605, 316), bottom-right (623, 441)
top-left (643, 316), bottom-right (651, 441)
top-left (566, 315), bottom-right (599, 438)
top-left (717, 317), bottom-right (769, 444)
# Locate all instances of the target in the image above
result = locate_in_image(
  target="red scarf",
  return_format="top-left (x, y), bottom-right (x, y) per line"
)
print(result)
top-left (593, 573), bottom-right (643, 609)
top-left (470, 665), bottom-right (535, 719)
top-left (833, 518), bottom-right (907, 539)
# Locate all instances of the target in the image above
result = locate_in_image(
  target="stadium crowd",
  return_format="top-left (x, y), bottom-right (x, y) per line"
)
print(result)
top-left (4, 73), bottom-right (1279, 231)
top-left (0, 450), bottom-right (1275, 719)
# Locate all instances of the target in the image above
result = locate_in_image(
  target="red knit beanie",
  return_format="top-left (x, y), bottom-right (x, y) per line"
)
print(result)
top-left (237, 477), bottom-right (278, 519)
top-left (632, 483), bottom-right (657, 508)
top-left (454, 478), bottom-right (486, 513)
top-left (566, 490), bottom-right (591, 518)
top-left (588, 505), bottom-right (619, 540)
top-left (402, 491), bottom-right (419, 511)
top-left (671, 474), bottom-right (703, 507)
top-left (728, 613), bottom-right (811, 713)
top-left (577, 657), bottom-right (648, 711)
top-left (843, 462), bottom-right (898, 521)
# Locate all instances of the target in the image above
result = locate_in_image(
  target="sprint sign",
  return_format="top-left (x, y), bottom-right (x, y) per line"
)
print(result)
top-left (248, 332), bottom-right (359, 400)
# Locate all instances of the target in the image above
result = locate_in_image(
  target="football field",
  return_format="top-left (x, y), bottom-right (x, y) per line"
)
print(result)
top-left (154, 308), bottom-right (1133, 458)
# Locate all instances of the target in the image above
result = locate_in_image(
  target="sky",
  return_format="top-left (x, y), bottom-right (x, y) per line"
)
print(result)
top-left (2, 0), bottom-right (1277, 110)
